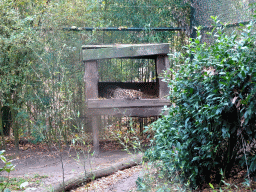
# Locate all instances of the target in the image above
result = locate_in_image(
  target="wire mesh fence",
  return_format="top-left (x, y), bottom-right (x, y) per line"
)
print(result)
top-left (98, 58), bottom-right (157, 83)
top-left (193, 0), bottom-right (255, 27)
top-left (4, 0), bottom-right (256, 145)
top-left (49, 0), bottom-right (256, 136)
top-left (192, 0), bottom-right (256, 43)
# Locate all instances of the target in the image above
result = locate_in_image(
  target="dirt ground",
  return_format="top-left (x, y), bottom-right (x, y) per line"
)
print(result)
top-left (74, 165), bottom-right (143, 192)
top-left (2, 142), bottom-right (256, 192)
top-left (0, 143), bottom-right (143, 192)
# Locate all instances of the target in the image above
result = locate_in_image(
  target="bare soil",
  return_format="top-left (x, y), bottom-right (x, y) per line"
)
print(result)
top-left (0, 142), bottom-right (142, 192)
top-left (73, 165), bottom-right (143, 192)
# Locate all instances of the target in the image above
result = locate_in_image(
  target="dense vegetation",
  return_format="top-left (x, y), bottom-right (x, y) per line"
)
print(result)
top-left (1, 0), bottom-right (255, 190)
top-left (0, 0), bottom-right (189, 151)
top-left (145, 17), bottom-right (256, 189)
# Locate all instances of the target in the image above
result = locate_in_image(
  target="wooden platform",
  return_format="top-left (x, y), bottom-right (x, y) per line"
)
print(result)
top-left (87, 99), bottom-right (170, 117)
top-left (82, 43), bottom-right (170, 155)
top-left (87, 107), bottom-right (168, 117)
top-left (87, 99), bottom-right (170, 108)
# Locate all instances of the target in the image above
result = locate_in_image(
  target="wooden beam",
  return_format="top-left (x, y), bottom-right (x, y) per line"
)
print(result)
top-left (87, 106), bottom-right (169, 117)
top-left (82, 45), bottom-right (114, 49)
top-left (156, 55), bottom-right (170, 99)
top-left (92, 116), bottom-right (99, 156)
top-left (87, 99), bottom-right (170, 108)
top-left (84, 61), bottom-right (99, 99)
top-left (82, 44), bottom-right (169, 61)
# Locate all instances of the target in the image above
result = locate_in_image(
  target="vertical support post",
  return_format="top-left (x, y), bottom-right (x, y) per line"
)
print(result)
top-left (156, 55), bottom-right (170, 99)
top-left (139, 117), bottom-right (143, 136)
top-left (84, 61), bottom-right (99, 100)
top-left (84, 60), bottom-right (100, 156)
top-left (92, 116), bottom-right (99, 156)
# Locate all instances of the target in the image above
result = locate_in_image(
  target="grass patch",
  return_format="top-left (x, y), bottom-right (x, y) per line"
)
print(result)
top-left (0, 174), bottom-right (48, 191)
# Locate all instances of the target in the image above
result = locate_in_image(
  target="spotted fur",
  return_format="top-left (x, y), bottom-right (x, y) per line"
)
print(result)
top-left (112, 88), bottom-right (143, 100)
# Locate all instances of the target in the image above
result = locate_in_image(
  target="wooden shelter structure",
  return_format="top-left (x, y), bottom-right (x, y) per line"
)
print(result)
top-left (82, 44), bottom-right (171, 155)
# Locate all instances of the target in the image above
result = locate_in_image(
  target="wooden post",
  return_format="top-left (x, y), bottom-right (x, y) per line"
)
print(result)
top-left (92, 116), bottom-right (99, 156)
top-left (156, 55), bottom-right (170, 99)
top-left (84, 60), bottom-right (100, 156)
top-left (139, 117), bottom-right (143, 136)
top-left (84, 61), bottom-right (99, 100)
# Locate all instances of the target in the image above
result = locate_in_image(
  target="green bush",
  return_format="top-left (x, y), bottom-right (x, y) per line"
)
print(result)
top-left (0, 150), bottom-right (15, 191)
top-left (145, 17), bottom-right (256, 188)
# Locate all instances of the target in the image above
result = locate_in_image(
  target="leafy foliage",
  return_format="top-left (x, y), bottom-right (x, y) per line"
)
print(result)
top-left (100, 0), bottom-right (190, 28)
top-left (0, 0), bottom-right (44, 150)
top-left (145, 17), bottom-right (256, 188)
top-left (0, 150), bottom-right (15, 191)
top-left (0, 150), bottom-right (15, 174)
top-left (0, 0), bottom-right (190, 151)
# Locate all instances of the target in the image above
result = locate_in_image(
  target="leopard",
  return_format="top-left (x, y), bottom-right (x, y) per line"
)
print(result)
top-left (112, 88), bottom-right (143, 100)
top-left (101, 86), bottom-right (158, 99)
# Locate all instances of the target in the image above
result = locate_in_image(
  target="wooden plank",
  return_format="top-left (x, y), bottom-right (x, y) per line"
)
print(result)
top-left (87, 99), bottom-right (170, 109)
top-left (92, 116), bottom-right (99, 156)
top-left (82, 43), bottom-right (167, 49)
top-left (82, 44), bottom-right (169, 61)
top-left (82, 45), bottom-right (114, 49)
top-left (84, 61), bottom-right (99, 99)
top-left (87, 106), bottom-right (169, 117)
top-left (156, 55), bottom-right (170, 99)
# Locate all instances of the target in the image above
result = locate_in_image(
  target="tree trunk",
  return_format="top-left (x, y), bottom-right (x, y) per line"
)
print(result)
top-left (10, 106), bottom-right (19, 155)
top-left (0, 103), bottom-right (6, 150)
top-left (52, 153), bottom-right (143, 192)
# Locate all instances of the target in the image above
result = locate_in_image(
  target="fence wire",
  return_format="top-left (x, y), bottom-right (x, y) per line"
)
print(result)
top-left (17, 0), bottom-right (256, 142)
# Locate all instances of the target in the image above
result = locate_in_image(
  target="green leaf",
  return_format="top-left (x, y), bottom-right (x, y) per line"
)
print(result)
top-left (20, 181), bottom-right (29, 189)
top-left (192, 156), bottom-right (200, 162)
top-left (219, 81), bottom-right (227, 85)
top-left (1, 155), bottom-right (6, 163)
top-left (242, 70), bottom-right (246, 77)
top-left (216, 108), bottom-right (222, 115)
top-left (185, 117), bottom-right (190, 128)
top-left (209, 183), bottom-right (214, 189)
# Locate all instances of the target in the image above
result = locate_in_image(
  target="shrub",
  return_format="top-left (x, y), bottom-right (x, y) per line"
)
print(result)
top-left (145, 17), bottom-right (256, 188)
top-left (0, 150), bottom-right (15, 191)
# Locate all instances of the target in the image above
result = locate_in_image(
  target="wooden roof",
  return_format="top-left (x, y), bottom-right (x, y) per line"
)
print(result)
top-left (82, 43), bottom-right (169, 61)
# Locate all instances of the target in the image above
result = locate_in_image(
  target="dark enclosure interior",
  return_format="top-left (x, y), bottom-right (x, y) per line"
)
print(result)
top-left (97, 57), bottom-right (159, 99)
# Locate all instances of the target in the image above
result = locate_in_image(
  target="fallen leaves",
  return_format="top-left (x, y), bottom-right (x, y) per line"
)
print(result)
top-left (71, 165), bottom-right (142, 192)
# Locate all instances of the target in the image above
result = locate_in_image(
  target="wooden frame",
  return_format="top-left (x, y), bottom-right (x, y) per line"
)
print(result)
top-left (87, 99), bottom-right (170, 109)
top-left (82, 43), bottom-right (169, 60)
top-left (82, 44), bottom-right (171, 155)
